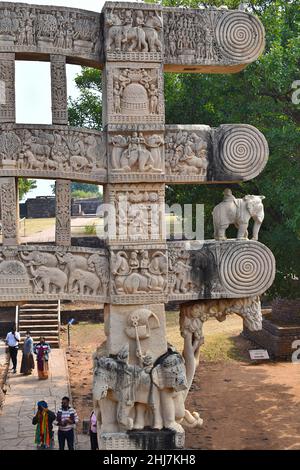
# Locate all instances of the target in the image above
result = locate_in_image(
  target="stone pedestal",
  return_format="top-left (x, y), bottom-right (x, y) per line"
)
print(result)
top-left (99, 430), bottom-right (185, 450)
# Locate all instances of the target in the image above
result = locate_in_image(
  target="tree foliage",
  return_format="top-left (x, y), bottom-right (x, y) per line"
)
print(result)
top-left (19, 179), bottom-right (37, 200)
top-left (67, 0), bottom-right (300, 298)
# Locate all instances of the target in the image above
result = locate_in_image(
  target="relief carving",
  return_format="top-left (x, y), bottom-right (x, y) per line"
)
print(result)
top-left (0, 177), bottom-right (18, 244)
top-left (55, 179), bottom-right (71, 246)
top-left (0, 247), bottom-right (109, 300)
top-left (0, 5), bottom-right (102, 62)
top-left (110, 131), bottom-right (164, 177)
top-left (111, 249), bottom-right (167, 296)
top-left (165, 128), bottom-right (208, 179)
top-left (163, 8), bottom-right (265, 68)
top-left (105, 7), bottom-right (162, 60)
top-left (106, 65), bottom-right (164, 125)
top-left (108, 185), bottom-right (165, 242)
top-left (0, 127), bottom-right (106, 181)
top-left (0, 52), bottom-right (15, 123)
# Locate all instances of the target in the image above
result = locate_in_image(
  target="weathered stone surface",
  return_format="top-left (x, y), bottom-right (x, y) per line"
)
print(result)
top-left (50, 54), bottom-right (68, 125)
top-left (0, 245), bottom-right (109, 302)
top-left (102, 2), bottom-right (265, 73)
top-left (104, 183), bottom-right (166, 244)
top-left (104, 303), bottom-right (167, 363)
top-left (163, 6), bottom-right (265, 72)
top-left (99, 430), bottom-right (185, 450)
top-left (0, 52), bottom-right (15, 123)
top-left (0, 177), bottom-right (19, 245)
top-left (0, 125), bottom-right (107, 182)
top-left (0, 2), bottom-right (103, 67)
top-left (103, 62), bottom-right (165, 128)
top-left (55, 179), bottom-right (71, 246)
top-left (167, 239), bottom-right (275, 301)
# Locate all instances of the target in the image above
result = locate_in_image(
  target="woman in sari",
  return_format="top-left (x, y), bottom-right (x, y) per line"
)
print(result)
top-left (20, 330), bottom-right (35, 375)
top-left (34, 337), bottom-right (51, 380)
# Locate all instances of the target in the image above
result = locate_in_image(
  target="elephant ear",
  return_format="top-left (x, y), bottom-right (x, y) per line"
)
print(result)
top-left (152, 365), bottom-right (165, 390)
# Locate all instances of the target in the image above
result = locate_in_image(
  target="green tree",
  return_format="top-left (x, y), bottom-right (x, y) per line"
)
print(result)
top-left (19, 179), bottom-right (37, 200)
top-left (68, 67), bottom-right (102, 130)
top-left (67, 0), bottom-right (300, 298)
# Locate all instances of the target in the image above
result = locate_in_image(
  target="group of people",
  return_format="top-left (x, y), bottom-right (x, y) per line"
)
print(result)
top-left (5, 325), bottom-right (98, 450)
top-left (5, 325), bottom-right (50, 379)
top-left (32, 398), bottom-right (98, 450)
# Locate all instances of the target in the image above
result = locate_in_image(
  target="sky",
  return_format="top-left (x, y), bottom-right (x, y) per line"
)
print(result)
top-left (5, 0), bottom-right (128, 200)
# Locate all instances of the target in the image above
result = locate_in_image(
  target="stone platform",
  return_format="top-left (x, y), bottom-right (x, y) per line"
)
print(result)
top-left (243, 319), bottom-right (300, 360)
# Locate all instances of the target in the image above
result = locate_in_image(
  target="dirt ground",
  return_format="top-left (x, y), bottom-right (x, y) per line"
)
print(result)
top-left (61, 314), bottom-right (300, 450)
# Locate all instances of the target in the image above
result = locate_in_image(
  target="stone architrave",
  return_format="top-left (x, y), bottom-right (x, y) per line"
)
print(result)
top-left (55, 179), bottom-right (71, 246)
top-left (0, 177), bottom-right (19, 245)
top-left (51, 54), bottom-right (68, 125)
top-left (0, 53), bottom-right (15, 123)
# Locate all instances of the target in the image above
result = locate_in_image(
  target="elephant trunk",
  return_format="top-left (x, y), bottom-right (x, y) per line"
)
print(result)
top-left (20, 252), bottom-right (32, 262)
top-left (30, 265), bottom-right (37, 277)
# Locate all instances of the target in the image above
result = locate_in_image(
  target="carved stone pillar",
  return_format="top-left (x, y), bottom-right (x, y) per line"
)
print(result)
top-left (0, 177), bottom-right (19, 245)
top-left (55, 179), bottom-right (71, 246)
top-left (0, 53), bottom-right (15, 124)
top-left (50, 55), bottom-right (68, 125)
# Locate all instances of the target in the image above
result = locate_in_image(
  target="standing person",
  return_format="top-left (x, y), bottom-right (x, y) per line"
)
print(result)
top-left (57, 397), bottom-right (79, 450)
top-left (89, 410), bottom-right (98, 450)
top-left (20, 331), bottom-right (35, 375)
top-left (5, 324), bottom-right (20, 374)
top-left (32, 401), bottom-right (56, 449)
top-left (34, 337), bottom-right (51, 380)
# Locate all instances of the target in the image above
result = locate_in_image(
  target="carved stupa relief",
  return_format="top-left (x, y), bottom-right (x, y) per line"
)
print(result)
top-left (104, 63), bottom-right (164, 126)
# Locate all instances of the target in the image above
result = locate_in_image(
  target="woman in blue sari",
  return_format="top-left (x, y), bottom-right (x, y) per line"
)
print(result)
top-left (20, 331), bottom-right (35, 375)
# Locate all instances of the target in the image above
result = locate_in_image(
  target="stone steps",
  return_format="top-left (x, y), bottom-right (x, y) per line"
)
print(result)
top-left (18, 301), bottom-right (60, 348)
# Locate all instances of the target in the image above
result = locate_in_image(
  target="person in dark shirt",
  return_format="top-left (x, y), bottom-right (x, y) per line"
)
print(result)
top-left (32, 401), bottom-right (56, 449)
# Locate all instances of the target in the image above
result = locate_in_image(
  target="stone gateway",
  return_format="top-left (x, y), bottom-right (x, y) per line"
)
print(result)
top-left (0, 1), bottom-right (275, 450)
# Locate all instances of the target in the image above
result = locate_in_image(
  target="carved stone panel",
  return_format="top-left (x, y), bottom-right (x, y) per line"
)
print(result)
top-left (164, 124), bottom-right (269, 183)
top-left (110, 245), bottom-right (168, 305)
top-left (55, 179), bottom-right (71, 246)
top-left (167, 240), bottom-right (276, 302)
top-left (163, 7), bottom-right (265, 72)
top-left (104, 303), bottom-right (167, 363)
top-left (105, 183), bottom-right (166, 243)
top-left (0, 52), bottom-right (15, 123)
top-left (0, 3), bottom-right (103, 67)
top-left (0, 245), bottom-right (109, 302)
top-left (51, 54), bottom-right (68, 125)
top-left (0, 125), bottom-right (107, 182)
top-left (103, 2), bottom-right (163, 62)
top-left (0, 176), bottom-right (18, 245)
top-left (165, 125), bottom-right (210, 182)
top-left (212, 124), bottom-right (269, 182)
top-left (108, 130), bottom-right (164, 182)
top-left (103, 62), bottom-right (165, 128)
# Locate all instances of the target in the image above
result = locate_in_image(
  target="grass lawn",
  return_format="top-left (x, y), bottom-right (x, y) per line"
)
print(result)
top-left (62, 310), bottom-right (249, 362)
top-left (19, 218), bottom-right (55, 237)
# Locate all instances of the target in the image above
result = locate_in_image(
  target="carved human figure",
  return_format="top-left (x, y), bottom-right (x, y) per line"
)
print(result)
top-left (148, 84), bottom-right (158, 114)
top-left (212, 189), bottom-right (265, 240)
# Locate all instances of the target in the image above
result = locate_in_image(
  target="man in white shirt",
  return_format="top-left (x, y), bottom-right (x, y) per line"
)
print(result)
top-left (5, 324), bottom-right (21, 374)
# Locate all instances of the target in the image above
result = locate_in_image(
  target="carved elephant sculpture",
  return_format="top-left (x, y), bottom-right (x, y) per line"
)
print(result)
top-left (30, 265), bottom-right (67, 294)
top-left (56, 253), bottom-right (89, 291)
top-left (69, 268), bottom-right (101, 296)
top-left (212, 194), bottom-right (265, 240)
top-left (20, 250), bottom-right (58, 267)
top-left (93, 354), bottom-right (162, 434)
